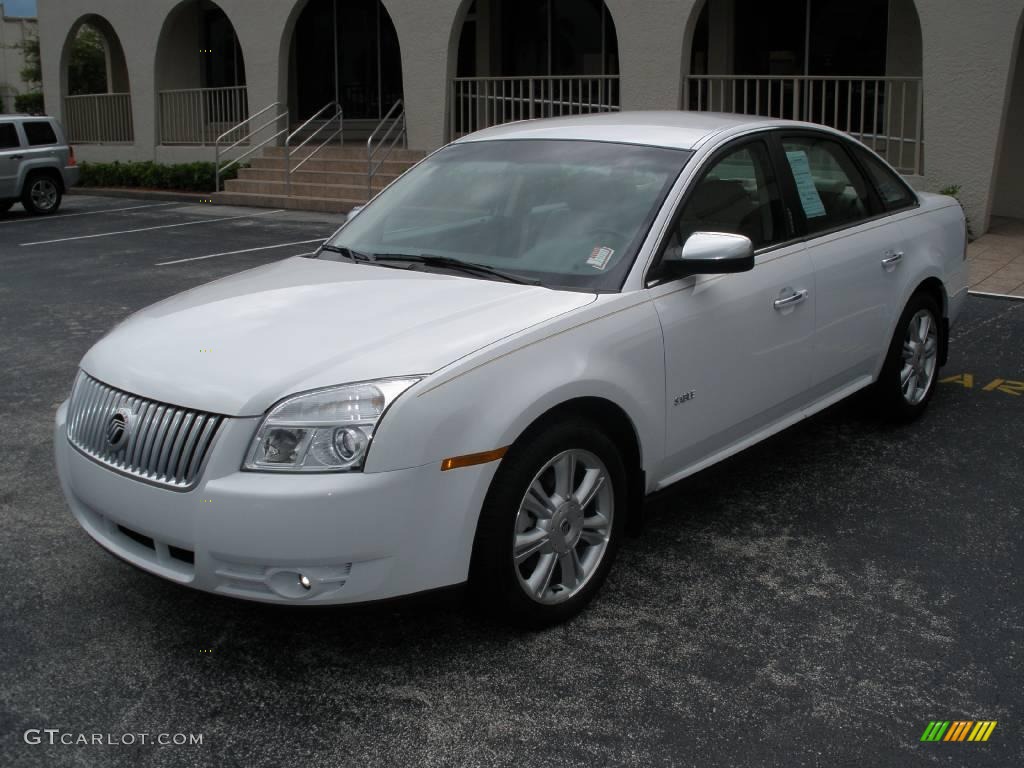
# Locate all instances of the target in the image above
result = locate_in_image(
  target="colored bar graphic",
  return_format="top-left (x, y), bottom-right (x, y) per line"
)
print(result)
top-left (921, 720), bottom-right (997, 742)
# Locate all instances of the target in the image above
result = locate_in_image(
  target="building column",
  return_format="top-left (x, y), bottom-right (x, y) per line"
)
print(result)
top-left (918, 2), bottom-right (1022, 233)
top-left (607, 0), bottom-right (696, 111)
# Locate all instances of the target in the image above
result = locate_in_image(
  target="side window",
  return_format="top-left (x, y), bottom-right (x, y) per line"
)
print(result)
top-left (23, 121), bottom-right (58, 146)
top-left (853, 146), bottom-right (916, 211)
top-left (670, 140), bottom-right (787, 252)
top-left (0, 123), bottom-right (20, 149)
top-left (782, 136), bottom-right (875, 233)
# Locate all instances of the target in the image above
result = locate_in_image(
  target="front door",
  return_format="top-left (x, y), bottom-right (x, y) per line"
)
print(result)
top-left (650, 137), bottom-right (816, 484)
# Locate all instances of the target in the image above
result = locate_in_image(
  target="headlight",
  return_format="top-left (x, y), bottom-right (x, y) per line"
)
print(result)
top-left (243, 378), bottom-right (419, 473)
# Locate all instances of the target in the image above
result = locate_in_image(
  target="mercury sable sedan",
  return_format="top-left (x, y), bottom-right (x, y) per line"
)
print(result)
top-left (55, 112), bottom-right (968, 626)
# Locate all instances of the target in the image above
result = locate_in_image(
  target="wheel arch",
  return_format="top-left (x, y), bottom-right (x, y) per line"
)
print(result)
top-left (912, 276), bottom-right (950, 365)
top-left (506, 396), bottom-right (647, 534)
top-left (21, 164), bottom-right (66, 194)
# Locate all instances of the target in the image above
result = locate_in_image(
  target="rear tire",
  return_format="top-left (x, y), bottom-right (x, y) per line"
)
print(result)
top-left (469, 419), bottom-right (627, 628)
top-left (21, 173), bottom-right (63, 215)
top-left (875, 292), bottom-right (942, 422)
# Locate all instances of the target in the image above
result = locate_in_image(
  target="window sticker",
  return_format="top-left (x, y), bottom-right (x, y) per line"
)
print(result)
top-left (587, 246), bottom-right (615, 270)
top-left (785, 150), bottom-right (827, 219)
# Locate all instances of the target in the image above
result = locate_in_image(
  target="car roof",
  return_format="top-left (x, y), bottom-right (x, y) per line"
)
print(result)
top-left (455, 111), bottom-right (838, 151)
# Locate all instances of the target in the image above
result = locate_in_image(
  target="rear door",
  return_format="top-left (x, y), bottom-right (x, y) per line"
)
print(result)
top-left (0, 121), bottom-right (23, 198)
top-left (775, 131), bottom-right (901, 394)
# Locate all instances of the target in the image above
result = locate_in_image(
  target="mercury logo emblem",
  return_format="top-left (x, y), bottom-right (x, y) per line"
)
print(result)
top-left (105, 407), bottom-right (134, 451)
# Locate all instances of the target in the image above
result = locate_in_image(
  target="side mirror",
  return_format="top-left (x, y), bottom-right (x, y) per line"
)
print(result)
top-left (345, 206), bottom-right (364, 223)
top-left (662, 232), bottom-right (755, 278)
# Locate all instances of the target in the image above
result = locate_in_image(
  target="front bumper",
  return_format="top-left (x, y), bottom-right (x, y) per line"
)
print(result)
top-left (54, 401), bottom-right (497, 604)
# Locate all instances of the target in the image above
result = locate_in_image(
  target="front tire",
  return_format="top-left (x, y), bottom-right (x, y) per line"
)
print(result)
top-left (469, 420), bottom-right (628, 628)
top-left (21, 173), bottom-right (63, 215)
top-left (876, 293), bottom-right (942, 422)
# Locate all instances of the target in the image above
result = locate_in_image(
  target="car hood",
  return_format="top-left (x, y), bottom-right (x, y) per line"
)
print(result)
top-left (80, 257), bottom-right (596, 416)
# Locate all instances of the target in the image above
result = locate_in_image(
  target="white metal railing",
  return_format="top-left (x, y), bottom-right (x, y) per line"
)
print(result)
top-left (684, 75), bottom-right (924, 176)
top-left (367, 99), bottom-right (407, 198)
top-left (159, 86), bottom-right (249, 146)
top-left (450, 75), bottom-right (620, 139)
top-left (215, 101), bottom-right (290, 193)
top-left (63, 93), bottom-right (134, 144)
top-left (285, 101), bottom-right (343, 197)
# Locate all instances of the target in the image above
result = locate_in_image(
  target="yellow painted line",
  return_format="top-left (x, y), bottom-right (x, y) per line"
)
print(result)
top-left (981, 721), bottom-right (997, 741)
top-left (967, 722), bottom-right (985, 741)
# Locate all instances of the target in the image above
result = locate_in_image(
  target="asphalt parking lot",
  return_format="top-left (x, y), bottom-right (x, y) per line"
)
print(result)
top-left (1, 194), bottom-right (1021, 767)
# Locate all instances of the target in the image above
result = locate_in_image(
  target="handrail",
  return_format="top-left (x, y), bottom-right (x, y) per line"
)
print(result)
top-left (367, 99), bottom-right (407, 198)
top-left (285, 101), bottom-right (343, 197)
top-left (215, 101), bottom-right (289, 192)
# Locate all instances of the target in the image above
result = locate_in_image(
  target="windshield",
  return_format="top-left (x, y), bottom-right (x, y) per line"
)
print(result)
top-left (320, 139), bottom-right (692, 291)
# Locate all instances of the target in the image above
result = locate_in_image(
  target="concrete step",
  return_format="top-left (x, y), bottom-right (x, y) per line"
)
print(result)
top-left (261, 145), bottom-right (426, 162)
top-left (237, 167), bottom-right (399, 188)
top-left (224, 178), bottom-right (373, 202)
top-left (248, 156), bottom-right (417, 175)
top-left (212, 191), bottom-right (360, 214)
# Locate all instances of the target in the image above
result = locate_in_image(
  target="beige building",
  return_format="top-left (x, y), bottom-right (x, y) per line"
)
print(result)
top-left (0, 2), bottom-right (37, 113)
top-left (34, 0), bottom-right (1024, 231)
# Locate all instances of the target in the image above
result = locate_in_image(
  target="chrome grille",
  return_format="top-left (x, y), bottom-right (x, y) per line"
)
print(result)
top-left (66, 372), bottom-right (224, 490)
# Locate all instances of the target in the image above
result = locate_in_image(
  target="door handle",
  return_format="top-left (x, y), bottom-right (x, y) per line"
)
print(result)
top-left (773, 289), bottom-right (808, 310)
top-left (881, 251), bottom-right (904, 268)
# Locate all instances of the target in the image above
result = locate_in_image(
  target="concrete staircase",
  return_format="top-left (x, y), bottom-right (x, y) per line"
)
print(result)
top-left (213, 145), bottom-right (425, 213)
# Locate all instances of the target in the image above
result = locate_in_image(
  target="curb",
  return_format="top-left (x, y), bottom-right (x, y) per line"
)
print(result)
top-left (68, 188), bottom-right (213, 204)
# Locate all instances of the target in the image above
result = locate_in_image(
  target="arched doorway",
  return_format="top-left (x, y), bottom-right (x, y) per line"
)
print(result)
top-left (286, 0), bottom-right (403, 137)
top-left (684, 0), bottom-right (923, 175)
top-left (155, 0), bottom-right (247, 145)
top-left (450, 0), bottom-right (620, 138)
top-left (991, 14), bottom-right (1024, 225)
top-left (59, 16), bottom-right (133, 144)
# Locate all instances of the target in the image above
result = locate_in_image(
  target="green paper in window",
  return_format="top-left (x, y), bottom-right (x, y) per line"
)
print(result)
top-left (785, 150), bottom-right (827, 219)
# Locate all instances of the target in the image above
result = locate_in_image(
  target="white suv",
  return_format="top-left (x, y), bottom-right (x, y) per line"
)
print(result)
top-left (0, 115), bottom-right (79, 215)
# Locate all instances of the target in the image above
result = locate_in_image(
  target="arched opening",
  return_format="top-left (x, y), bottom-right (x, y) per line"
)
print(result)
top-left (286, 0), bottom-right (403, 138)
top-left (450, 0), bottom-right (619, 138)
top-left (155, 0), bottom-right (247, 145)
top-left (684, 0), bottom-right (923, 174)
top-left (991, 14), bottom-right (1024, 227)
top-left (59, 15), bottom-right (133, 143)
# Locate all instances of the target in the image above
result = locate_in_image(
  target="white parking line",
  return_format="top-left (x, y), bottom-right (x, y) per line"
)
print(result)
top-left (156, 238), bottom-right (328, 266)
top-left (0, 202), bottom-right (178, 226)
top-left (20, 209), bottom-right (285, 246)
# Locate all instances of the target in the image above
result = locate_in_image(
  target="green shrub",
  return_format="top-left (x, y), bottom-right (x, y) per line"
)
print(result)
top-left (77, 161), bottom-right (241, 193)
top-left (938, 183), bottom-right (974, 240)
top-left (15, 92), bottom-right (45, 115)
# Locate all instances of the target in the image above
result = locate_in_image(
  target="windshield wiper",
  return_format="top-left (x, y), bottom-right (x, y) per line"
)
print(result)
top-left (319, 243), bottom-right (373, 262)
top-left (370, 253), bottom-right (542, 286)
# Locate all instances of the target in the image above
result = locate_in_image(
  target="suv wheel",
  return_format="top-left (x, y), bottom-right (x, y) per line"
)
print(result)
top-left (469, 419), bottom-right (627, 628)
top-left (22, 174), bottom-right (62, 215)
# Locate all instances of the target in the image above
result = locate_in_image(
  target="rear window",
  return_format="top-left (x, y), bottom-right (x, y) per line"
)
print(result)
top-left (0, 122), bottom-right (19, 149)
top-left (23, 121), bottom-right (58, 146)
top-left (854, 146), bottom-right (917, 211)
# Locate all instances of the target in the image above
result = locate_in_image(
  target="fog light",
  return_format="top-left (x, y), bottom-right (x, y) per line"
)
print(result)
top-left (299, 574), bottom-right (311, 590)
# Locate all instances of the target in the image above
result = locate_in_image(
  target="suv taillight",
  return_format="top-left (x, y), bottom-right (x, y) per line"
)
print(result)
top-left (68, 146), bottom-right (77, 167)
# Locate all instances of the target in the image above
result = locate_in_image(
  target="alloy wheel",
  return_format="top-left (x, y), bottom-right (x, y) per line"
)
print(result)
top-left (900, 308), bottom-right (939, 405)
top-left (512, 449), bottom-right (614, 605)
top-left (31, 178), bottom-right (58, 211)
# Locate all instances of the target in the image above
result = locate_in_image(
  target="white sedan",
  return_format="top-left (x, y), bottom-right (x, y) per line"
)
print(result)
top-left (55, 113), bottom-right (968, 626)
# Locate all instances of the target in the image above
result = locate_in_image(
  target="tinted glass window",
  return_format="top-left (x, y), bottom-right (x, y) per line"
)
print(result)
top-left (23, 122), bottom-right (58, 146)
top-left (671, 140), bottom-right (787, 251)
top-left (0, 123), bottom-right (19, 149)
top-left (782, 136), bottom-right (874, 233)
top-left (854, 146), bottom-right (916, 210)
